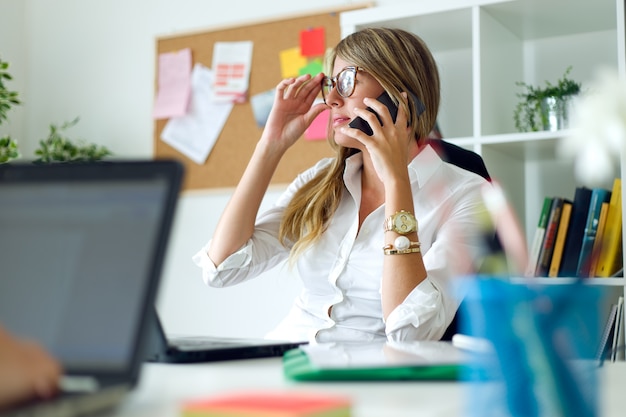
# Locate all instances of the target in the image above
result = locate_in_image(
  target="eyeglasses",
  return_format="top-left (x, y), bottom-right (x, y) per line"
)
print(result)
top-left (321, 66), bottom-right (362, 104)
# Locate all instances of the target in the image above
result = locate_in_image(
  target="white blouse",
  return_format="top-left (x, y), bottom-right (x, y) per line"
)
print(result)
top-left (193, 144), bottom-right (490, 343)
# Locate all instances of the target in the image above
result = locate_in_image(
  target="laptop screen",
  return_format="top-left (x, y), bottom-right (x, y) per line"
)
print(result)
top-left (0, 161), bottom-right (182, 374)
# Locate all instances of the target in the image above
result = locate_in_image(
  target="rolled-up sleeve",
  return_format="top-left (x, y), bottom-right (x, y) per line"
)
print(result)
top-left (192, 241), bottom-right (254, 287)
top-left (191, 208), bottom-right (290, 287)
top-left (192, 158), bottom-right (334, 289)
top-left (384, 278), bottom-right (444, 340)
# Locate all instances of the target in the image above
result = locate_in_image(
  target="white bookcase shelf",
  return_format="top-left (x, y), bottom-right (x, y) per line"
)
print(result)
top-left (341, 0), bottom-right (625, 265)
top-left (341, 0), bottom-right (626, 349)
top-left (510, 277), bottom-right (626, 287)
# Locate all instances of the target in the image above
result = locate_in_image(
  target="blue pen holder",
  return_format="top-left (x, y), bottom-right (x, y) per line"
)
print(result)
top-left (459, 276), bottom-right (602, 417)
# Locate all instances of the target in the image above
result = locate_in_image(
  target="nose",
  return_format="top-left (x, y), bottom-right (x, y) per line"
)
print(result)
top-left (325, 86), bottom-right (343, 107)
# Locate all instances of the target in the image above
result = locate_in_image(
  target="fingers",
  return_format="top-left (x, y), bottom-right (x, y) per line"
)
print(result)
top-left (300, 73), bottom-right (325, 103)
top-left (275, 73), bottom-right (324, 101)
top-left (0, 329), bottom-right (62, 408)
top-left (304, 101), bottom-right (329, 126)
top-left (275, 77), bottom-right (296, 100)
top-left (21, 339), bottom-right (62, 399)
top-left (352, 93), bottom-right (410, 137)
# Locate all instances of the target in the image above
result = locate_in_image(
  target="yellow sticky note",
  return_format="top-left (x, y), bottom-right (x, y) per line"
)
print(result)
top-left (280, 47), bottom-right (308, 79)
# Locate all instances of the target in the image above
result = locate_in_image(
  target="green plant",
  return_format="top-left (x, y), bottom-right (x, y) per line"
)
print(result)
top-left (0, 136), bottom-right (19, 163)
top-left (0, 57), bottom-right (21, 163)
top-left (513, 66), bottom-right (582, 132)
top-left (34, 117), bottom-right (112, 163)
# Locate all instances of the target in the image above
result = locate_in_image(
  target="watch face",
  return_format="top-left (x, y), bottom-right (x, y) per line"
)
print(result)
top-left (394, 212), bottom-right (416, 234)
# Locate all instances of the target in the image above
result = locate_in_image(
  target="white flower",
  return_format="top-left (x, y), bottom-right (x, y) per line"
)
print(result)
top-left (558, 67), bottom-right (626, 187)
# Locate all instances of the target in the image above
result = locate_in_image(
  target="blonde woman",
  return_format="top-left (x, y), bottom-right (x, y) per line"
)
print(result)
top-left (194, 28), bottom-right (491, 343)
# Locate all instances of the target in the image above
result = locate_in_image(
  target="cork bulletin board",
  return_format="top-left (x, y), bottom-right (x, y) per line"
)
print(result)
top-left (154, 4), bottom-right (370, 191)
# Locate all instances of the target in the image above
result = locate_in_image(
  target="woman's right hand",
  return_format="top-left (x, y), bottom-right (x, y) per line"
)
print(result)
top-left (260, 73), bottom-right (328, 153)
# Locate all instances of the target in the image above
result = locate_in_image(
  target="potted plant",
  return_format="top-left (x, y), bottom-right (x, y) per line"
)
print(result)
top-left (0, 57), bottom-right (21, 163)
top-left (513, 66), bottom-right (582, 132)
top-left (2, 56), bottom-right (112, 164)
top-left (34, 117), bottom-right (112, 163)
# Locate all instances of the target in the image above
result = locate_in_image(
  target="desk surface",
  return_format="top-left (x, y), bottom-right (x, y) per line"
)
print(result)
top-left (113, 358), bottom-right (626, 417)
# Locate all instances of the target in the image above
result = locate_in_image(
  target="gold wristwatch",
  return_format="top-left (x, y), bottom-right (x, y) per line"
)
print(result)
top-left (384, 210), bottom-right (418, 235)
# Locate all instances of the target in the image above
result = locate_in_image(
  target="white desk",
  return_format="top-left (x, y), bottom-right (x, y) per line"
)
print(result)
top-left (113, 358), bottom-right (626, 417)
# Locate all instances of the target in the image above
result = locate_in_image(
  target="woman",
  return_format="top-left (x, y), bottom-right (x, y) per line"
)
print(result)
top-left (193, 27), bottom-right (490, 343)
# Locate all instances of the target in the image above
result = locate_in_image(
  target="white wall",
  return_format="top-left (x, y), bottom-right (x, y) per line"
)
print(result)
top-left (0, 0), bottom-right (407, 338)
top-left (0, 0), bottom-right (26, 145)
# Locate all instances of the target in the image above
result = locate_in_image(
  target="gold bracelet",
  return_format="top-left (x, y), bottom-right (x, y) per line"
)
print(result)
top-left (383, 236), bottom-right (421, 255)
top-left (383, 246), bottom-right (421, 255)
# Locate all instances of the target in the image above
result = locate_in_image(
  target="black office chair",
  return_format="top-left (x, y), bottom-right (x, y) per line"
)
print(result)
top-left (426, 139), bottom-right (491, 183)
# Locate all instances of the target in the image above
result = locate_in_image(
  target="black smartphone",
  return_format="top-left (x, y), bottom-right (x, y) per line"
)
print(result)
top-left (348, 91), bottom-right (397, 136)
top-left (348, 91), bottom-right (425, 136)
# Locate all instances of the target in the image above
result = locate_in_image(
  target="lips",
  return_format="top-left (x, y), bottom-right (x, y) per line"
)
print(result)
top-left (332, 116), bottom-right (351, 128)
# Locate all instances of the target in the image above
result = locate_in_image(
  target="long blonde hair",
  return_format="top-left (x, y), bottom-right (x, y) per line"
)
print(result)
top-left (279, 28), bottom-right (441, 261)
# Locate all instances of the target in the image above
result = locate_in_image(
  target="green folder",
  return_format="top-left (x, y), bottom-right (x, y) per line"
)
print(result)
top-left (282, 341), bottom-right (463, 381)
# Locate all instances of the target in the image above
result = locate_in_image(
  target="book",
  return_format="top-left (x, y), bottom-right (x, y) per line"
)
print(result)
top-left (182, 391), bottom-right (351, 417)
top-left (611, 296), bottom-right (624, 362)
top-left (559, 187), bottom-right (592, 277)
top-left (548, 199), bottom-right (572, 277)
top-left (596, 178), bottom-right (623, 277)
top-left (589, 201), bottom-right (609, 277)
top-left (576, 188), bottom-right (611, 277)
top-left (596, 303), bottom-right (618, 363)
top-left (618, 298), bottom-right (626, 361)
top-left (526, 197), bottom-right (552, 276)
top-left (282, 341), bottom-right (464, 381)
top-left (535, 197), bottom-right (564, 277)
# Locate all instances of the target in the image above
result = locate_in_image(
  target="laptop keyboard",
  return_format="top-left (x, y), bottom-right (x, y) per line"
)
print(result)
top-left (1, 384), bottom-right (130, 417)
top-left (173, 337), bottom-right (248, 349)
top-left (60, 376), bottom-right (100, 394)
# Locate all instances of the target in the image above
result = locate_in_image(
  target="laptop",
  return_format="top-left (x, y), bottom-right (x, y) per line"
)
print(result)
top-left (0, 160), bottom-right (183, 417)
top-left (144, 308), bottom-right (307, 363)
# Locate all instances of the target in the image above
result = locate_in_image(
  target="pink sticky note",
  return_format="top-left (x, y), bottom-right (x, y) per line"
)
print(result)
top-left (305, 109), bottom-right (329, 140)
top-left (300, 27), bottom-right (325, 57)
top-left (153, 48), bottom-right (192, 119)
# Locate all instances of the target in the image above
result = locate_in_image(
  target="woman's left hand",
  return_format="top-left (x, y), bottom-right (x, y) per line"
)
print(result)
top-left (341, 92), bottom-right (415, 184)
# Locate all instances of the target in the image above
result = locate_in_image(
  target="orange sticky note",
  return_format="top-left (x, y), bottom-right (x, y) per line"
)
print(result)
top-left (182, 390), bottom-right (351, 417)
top-left (305, 109), bottom-right (329, 140)
top-left (300, 27), bottom-right (325, 57)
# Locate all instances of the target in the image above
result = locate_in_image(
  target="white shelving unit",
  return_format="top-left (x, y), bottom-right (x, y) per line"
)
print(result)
top-left (341, 0), bottom-right (626, 330)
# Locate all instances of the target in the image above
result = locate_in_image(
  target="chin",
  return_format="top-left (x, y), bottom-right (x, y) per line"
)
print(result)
top-left (333, 131), bottom-right (364, 151)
